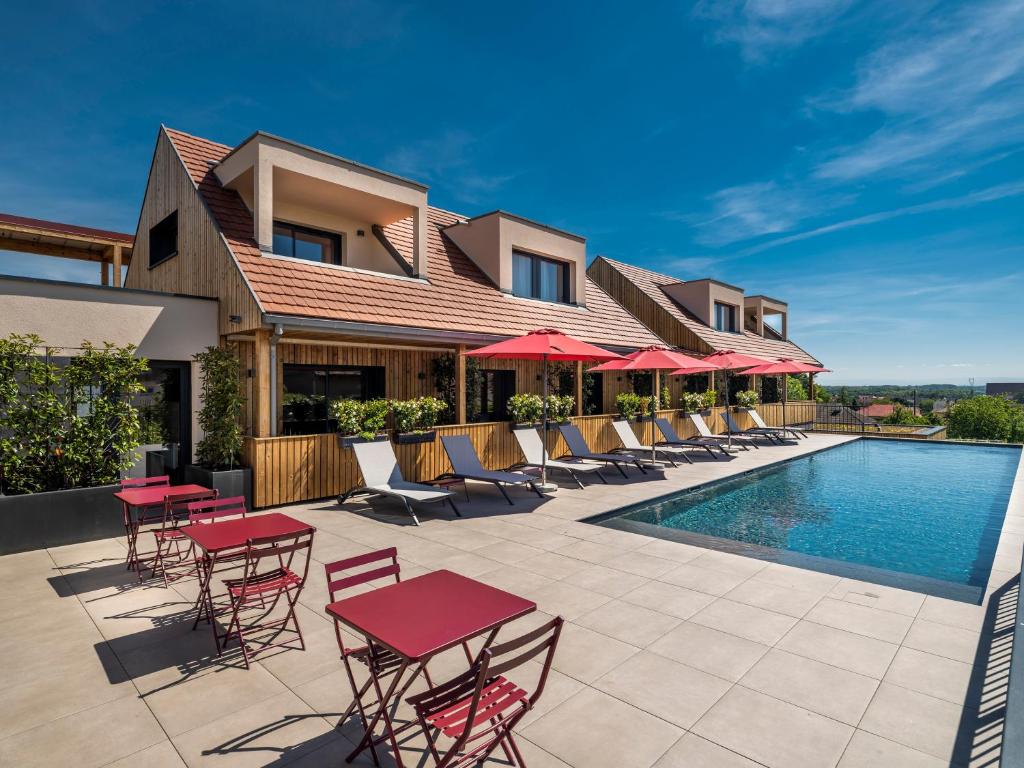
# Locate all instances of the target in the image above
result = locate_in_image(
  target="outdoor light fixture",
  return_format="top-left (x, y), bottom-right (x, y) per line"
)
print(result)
top-left (229, 314), bottom-right (242, 324)
top-left (417, 372), bottom-right (426, 380)
top-left (356, 229), bottom-right (365, 237)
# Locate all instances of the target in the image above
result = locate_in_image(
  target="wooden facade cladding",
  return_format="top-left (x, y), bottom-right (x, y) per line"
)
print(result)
top-left (243, 402), bottom-right (817, 508)
top-left (587, 258), bottom-right (712, 354)
top-left (124, 129), bottom-right (263, 334)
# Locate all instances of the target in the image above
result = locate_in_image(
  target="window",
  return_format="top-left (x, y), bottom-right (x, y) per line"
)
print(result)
top-left (149, 211), bottom-right (178, 268)
top-left (714, 301), bottom-right (737, 332)
top-left (473, 370), bottom-right (515, 422)
top-left (512, 251), bottom-right (570, 303)
top-left (282, 364), bottom-right (384, 435)
top-left (273, 221), bottom-right (343, 265)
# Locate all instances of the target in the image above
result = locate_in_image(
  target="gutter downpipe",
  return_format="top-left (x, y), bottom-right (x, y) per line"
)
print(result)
top-left (269, 323), bottom-right (284, 437)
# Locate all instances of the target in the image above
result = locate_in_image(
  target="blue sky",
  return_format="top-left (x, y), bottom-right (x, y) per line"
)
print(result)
top-left (1, 0), bottom-right (1022, 385)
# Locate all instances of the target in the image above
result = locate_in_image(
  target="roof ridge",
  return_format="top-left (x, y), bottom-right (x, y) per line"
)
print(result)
top-left (161, 125), bottom-right (234, 153)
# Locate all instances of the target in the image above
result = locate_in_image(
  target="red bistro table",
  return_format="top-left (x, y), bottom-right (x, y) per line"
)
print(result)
top-left (325, 569), bottom-right (536, 767)
top-left (182, 513), bottom-right (316, 641)
top-left (114, 483), bottom-right (209, 574)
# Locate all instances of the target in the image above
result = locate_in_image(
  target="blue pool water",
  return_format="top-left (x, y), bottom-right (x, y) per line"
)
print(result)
top-left (600, 440), bottom-right (1020, 591)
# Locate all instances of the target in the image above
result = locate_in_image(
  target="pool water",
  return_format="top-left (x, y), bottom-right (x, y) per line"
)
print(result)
top-left (599, 440), bottom-right (1020, 591)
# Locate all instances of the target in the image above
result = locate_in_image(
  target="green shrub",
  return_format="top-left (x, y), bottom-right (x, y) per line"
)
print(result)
top-left (702, 390), bottom-right (718, 409)
top-left (390, 396), bottom-right (448, 433)
top-left (947, 396), bottom-right (1024, 442)
top-left (417, 396), bottom-right (447, 430)
top-left (362, 399), bottom-right (390, 438)
top-left (330, 399), bottom-right (363, 436)
top-left (680, 391), bottom-right (704, 412)
top-left (508, 393), bottom-right (543, 424)
top-left (616, 392), bottom-right (643, 419)
top-left (545, 394), bottom-right (575, 421)
top-left (660, 386), bottom-right (671, 410)
top-left (638, 395), bottom-right (653, 417)
top-left (195, 345), bottom-right (245, 470)
top-left (734, 390), bottom-right (760, 409)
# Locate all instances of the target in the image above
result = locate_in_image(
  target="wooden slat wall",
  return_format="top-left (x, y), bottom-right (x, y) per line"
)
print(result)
top-left (243, 402), bottom-right (817, 507)
top-left (124, 130), bottom-right (262, 334)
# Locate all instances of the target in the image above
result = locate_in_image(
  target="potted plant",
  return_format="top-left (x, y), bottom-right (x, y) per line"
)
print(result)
top-left (680, 391), bottom-right (705, 414)
top-left (391, 396), bottom-right (447, 444)
top-left (543, 394), bottom-right (575, 429)
top-left (333, 398), bottom-right (390, 448)
top-left (636, 395), bottom-right (654, 422)
top-left (507, 393), bottom-right (543, 430)
top-left (660, 386), bottom-right (672, 410)
top-left (615, 392), bottom-right (642, 421)
top-left (184, 345), bottom-right (251, 510)
top-left (700, 389), bottom-right (718, 415)
top-left (734, 390), bottom-right (760, 411)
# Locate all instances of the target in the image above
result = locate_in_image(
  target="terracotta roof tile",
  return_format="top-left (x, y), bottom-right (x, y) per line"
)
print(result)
top-left (597, 257), bottom-right (821, 365)
top-left (163, 127), bottom-right (663, 349)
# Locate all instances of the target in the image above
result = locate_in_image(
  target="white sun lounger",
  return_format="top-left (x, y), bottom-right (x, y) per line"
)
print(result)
top-left (440, 434), bottom-right (543, 504)
top-left (750, 409), bottom-right (807, 439)
top-left (653, 417), bottom-right (726, 458)
top-left (611, 419), bottom-right (693, 465)
top-left (510, 427), bottom-right (607, 488)
top-left (722, 411), bottom-right (788, 445)
top-left (339, 440), bottom-right (459, 525)
top-left (688, 413), bottom-right (758, 449)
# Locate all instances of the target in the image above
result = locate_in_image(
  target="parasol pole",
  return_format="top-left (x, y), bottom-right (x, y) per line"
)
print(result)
top-left (541, 352), bottom-right (549, 488)
top-left (651, 368), bottom-right (660, 465)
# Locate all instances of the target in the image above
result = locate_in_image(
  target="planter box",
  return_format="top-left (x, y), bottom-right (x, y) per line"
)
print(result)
top-left (0, 484), bottom-right (123, 556)
top-left (183, 465), bottom-right (252, 513)
top-left (127, 443), bottom-right (164, 479)
top-left (394, 430), bottom-right (437, 445)
top-left (543, 420), bottom-right (570, 431)
top-left (509, 422), bottom-right (542, 432)
top-left (338, 433), bottom-right (389, 449)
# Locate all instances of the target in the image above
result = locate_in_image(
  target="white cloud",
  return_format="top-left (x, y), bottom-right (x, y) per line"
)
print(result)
top-left (688, 181), bottom-right (817, 245)
top-left (694, 0), bottom-right (854, 62)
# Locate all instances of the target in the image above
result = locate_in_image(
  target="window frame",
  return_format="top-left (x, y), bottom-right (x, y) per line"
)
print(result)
top-left (272, 220), bottom-right (344, 266)
top-left (714, 301), bottom-right (738, 333)
top-left (148, 210), bottom-right (179, 269)
top-left (511, 250), bottom-right (571, 304)
top-left (280, 363), bottom-right (385, 435)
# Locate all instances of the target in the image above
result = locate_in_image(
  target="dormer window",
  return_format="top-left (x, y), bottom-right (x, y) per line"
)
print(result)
top-left (512, 250), bottom-right (570, 303)
top-left (272, 221), bottom-right (342, 265)
top-left (714, 301), bottom-right (737, 333)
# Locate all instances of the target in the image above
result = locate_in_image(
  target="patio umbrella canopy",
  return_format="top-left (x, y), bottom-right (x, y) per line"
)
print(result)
top-left (591, 346), bottom-right (720, 465)
top-left (464, 329), bottom-right (623, 490)
top-left (742, 358), bottom-right (832, 430)
top-left (675, 350), bottom-right (771, 450)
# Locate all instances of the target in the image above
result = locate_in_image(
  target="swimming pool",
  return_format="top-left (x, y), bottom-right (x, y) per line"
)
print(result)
top-left (591, 439), bottom-right (1021, 602)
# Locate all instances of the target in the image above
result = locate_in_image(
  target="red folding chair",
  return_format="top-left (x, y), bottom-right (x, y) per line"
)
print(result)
top-left (325, 548), bottom-right (437, 760)
top-left (407, 616), bottom-right (563, 768)
top-left (119, 475), bottom-right (169, 572)
top-left (187, 497), bottom-right (249, 628)
top-left (151, 488), bottom-right (218, 587)
top-left (220, 527), bottom-right (314, 668)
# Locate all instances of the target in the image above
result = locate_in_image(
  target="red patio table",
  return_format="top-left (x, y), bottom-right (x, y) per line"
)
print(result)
top-left (115, 483), bottom-right (209, 574)
top-left (326, 569), bottom-right (536, 767)
top-left (183, 512), bottom-right (315, 644)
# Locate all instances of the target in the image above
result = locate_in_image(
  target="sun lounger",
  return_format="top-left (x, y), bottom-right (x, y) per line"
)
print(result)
top-left (653, 417), bottom-right (726, 458)
top-left (510, 427), bottom-right (607, 488)
top-left (722, 411), bottom-right (789, 445)
top-left (339, 440), bottom-right (459, 525)
top-left (557, 423), bottom-right (646, 478)
top-left (439, 435), bottom-right (543, 504)
top-left (750, 409), bottom-right (807, 439)
top-left (610, 419), bottom-right (692, 465)
top-left (687, 412), bottom-right (758, 449)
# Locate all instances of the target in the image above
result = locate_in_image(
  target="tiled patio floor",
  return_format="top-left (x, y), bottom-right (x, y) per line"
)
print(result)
top-left (2, 434), bottom-right (1019, 767)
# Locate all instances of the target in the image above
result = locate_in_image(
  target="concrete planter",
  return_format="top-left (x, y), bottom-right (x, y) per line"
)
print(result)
top-left (337, 433), bottom-right (389, 449)
top-left (0, 484), bottom-right (122, 555)
top-left (183, 465), bottom-right (252, 512)
top-left (393, 430), bottom-right (437, 445)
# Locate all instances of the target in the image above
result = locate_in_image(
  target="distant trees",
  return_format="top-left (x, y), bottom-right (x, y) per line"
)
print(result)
top-left (882, 405), bottom-right (932, 427)
top-left (947, 396), bottom-right (1024, 442)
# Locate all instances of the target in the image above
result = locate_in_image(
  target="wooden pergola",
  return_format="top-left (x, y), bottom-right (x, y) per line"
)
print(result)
top-left (0, 212), bottom-right (134, 286)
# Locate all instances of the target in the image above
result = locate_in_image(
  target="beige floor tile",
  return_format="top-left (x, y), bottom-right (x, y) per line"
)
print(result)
top-left (514, 663), bottom-right (587, 729)
top-left (522, 687), bottom-right (683, 768)
top-left (0, 694), bottom-right (166, 768)
top-left (550, 622), bottom-right (639, 684)
top-left (171, 690), bottom-right (337, 767)
top-left (725, 578), bottom-right (823, 618)
top-left (858, 682), bottom-right (968, 761)
top-left (750, 562), bottom-right (841, 595)
top-left (692, 686), bottom-right (854, 768)
top-left (777, 621), bottom-right (899, 679)
top-left (529, 580), bottom-right (612, 620)
top-left (474, 539), bottom-right (545, 565)
top-left (690, 598), bottom-right (798, 645)
top-left (687, 550), bottom-right (767, 578)
top-left (648, 621), bottom-right (769, 682)
top-left (553, 539), bottom-right (624, 564)
top-left (474, 565), bottom-right (554, 596)
top-left (828, 578), bottom-right (926, 617)
top-left (657, 562), bottom-right (750, 596)
top-left (620, 579), bottom-right (716, 620)
top-left (575, 600), bottom-right (681, 647)
top-left (739, 648), bottom-right (879, 725)
top-left (600, 551), bottom-right (678, 578)
top-left (653, 732), bottom-right (762, 767)
top-left (594, 650), bottom-right (730, 729)
top-left (561, 563), bottom-right (649, 597)
top-left (105, 740), bottom-right (188, 768)
top-left (805, 598), bottom-right (913, 644)
top-left (883, 646), bottom-right (975, 704)
top-left (837, 731), bottom-right (947, 768)
top-left (519, 551), bottom-right (592, 580)
top-left (634, 538), bottom-right (706, 564)
top-left (902, 618), bottom-right (981, 664)
top-left (916, 595), bottom-right (987, 632)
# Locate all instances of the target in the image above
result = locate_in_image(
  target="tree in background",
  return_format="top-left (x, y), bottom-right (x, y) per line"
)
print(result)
top-left (787, 376), bottom-right (808, 401)
top-left (947, 396), bottom-right (1024, 442)
top-left (882, 405), bottom-right (931, 427)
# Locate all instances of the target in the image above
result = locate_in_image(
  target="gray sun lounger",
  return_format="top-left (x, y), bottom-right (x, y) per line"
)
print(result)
top-left (722, 412), bottom-right (789, 445)
top-left (653, 417), bottom-right (725, 458)
top-left (610, 419), bottom-right (692, 465)
top-left (339, 440), bottom-right (459, 525)
top-left (750, 409), bottom-right (807, 439)
top-left (557, 423), bottom-right (646, 478)
top-left (511, 427), bottom-right (607, 488)
top-left (440, 435), bottom-right (544, 505)
top-left (688, 413), bottom-right (758, 450)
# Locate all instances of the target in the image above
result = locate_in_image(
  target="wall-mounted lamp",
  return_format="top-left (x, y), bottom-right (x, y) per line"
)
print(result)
top-left (356, 229), bottom-right (365, 237)
top-left (245, 368), bottom-right (255, 378)
top-left (229, 314), bottom-right (242, 324)
top-left (417, 372), bottom-right (426, 380)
